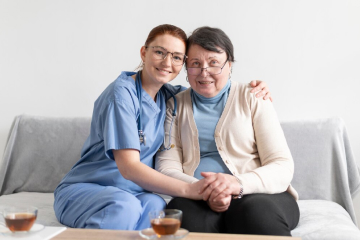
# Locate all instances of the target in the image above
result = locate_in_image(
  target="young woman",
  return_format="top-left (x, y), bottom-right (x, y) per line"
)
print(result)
top-left (54, 24), bottom-right (271, 230)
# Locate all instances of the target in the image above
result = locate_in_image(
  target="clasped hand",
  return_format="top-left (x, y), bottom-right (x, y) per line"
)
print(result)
top-left (196, 172), bottom-right (240, 212)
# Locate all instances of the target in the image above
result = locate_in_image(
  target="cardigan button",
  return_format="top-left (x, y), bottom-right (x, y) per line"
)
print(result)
top-left (218, 146), bottom-right (222, 150)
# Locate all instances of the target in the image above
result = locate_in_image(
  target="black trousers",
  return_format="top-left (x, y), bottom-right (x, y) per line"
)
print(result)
top-left (166, 192), bottom-right (299, 236)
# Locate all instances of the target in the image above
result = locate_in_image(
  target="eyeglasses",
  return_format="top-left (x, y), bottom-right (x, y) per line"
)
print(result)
top-left (186, 60), bottom-right (229, 76)
top-left (145, 46), bottom-right (187, 66)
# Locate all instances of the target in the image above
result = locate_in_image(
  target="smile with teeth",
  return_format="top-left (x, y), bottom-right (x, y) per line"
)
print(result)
top-left (156, 68), bottom-right (171, 73)
top-left (199, 81), bottom-right (213, 84)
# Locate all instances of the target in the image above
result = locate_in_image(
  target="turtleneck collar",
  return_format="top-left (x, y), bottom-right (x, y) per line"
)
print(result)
top-left (191, 79), bottom-right (231, 104)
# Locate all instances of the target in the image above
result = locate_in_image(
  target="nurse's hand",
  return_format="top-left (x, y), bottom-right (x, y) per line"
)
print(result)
top-left (187, 178), bottom-right (217, 200)
top-left (250, 80), bottom-right (273, 102)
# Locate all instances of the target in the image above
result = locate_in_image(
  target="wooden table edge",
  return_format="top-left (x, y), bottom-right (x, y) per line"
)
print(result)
top-left (52, 228), bottom-right (301, 240)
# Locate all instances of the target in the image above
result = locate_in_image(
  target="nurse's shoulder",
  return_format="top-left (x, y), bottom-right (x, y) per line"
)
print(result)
top-left (95, 71), bottom-right (138, 107)
top-left (88, 71), bottom-right (139, 126)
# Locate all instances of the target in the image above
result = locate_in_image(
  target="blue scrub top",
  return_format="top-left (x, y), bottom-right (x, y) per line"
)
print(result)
top-left (56, 71), bottom-right (185, 194)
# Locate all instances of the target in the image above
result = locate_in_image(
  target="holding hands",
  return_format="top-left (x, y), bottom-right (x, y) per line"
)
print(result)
top-left (195, 172), bottom-right (242, 212)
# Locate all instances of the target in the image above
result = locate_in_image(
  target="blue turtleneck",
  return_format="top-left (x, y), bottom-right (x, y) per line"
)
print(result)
top-left (191, 80), bottom-right (232, 179)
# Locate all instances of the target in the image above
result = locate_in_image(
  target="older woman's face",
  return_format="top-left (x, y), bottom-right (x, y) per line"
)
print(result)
top-left (186, 44), bottom-right (231, 98)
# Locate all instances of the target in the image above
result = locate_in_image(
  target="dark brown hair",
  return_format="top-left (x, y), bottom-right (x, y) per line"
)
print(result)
top-left (186, 26), bottom-right (235, 63)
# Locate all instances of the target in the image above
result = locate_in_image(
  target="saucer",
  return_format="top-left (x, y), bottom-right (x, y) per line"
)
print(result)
top-left (0, 223), bottom-right (45, 234)
top-left (139, 228), bottom-right (189, 239)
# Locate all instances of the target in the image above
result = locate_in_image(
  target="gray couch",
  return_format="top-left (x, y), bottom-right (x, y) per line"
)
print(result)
top-left (1, 115), bottom-right (360, 239)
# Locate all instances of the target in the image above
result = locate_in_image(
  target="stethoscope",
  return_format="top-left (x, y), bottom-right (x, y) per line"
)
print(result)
top-left (135, 71), bottom-right (177, 151)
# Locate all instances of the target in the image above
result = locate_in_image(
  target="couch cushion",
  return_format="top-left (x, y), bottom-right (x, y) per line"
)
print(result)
top-left (291, 200), bottom-right (360, 240)
top-left (0, 192), bottom-right (64, 227)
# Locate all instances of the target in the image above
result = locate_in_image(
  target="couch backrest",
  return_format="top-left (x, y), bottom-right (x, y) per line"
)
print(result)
top-left (1, 115), bottom-right (359, 221)
top-left (282, 117), bottom-right (360, 222)
top-left (0, 115), bottom-right (91, 195)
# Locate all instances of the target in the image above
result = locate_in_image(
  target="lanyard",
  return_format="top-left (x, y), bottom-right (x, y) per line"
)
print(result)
top-left (135, 71), bottom-right (146, 145)
top-left (135, 71), bottom-right (177, 148)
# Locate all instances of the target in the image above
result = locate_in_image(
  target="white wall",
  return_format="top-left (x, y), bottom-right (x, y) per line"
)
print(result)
top-left (1, 0), bottom-right (360, 224)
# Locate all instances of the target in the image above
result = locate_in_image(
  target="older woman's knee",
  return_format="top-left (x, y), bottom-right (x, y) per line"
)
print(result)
top-left (225, 194), bottom-right (292, 235)
top-left (167, 197), bottom-right (189, 209)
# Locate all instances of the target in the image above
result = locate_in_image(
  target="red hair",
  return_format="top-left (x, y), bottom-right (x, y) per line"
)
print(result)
top-left (144, 24), bottom-right (187, 47)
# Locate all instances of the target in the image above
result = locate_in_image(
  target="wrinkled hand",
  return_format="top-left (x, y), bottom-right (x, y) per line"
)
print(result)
top-left (207, 194), bottom-right (232, 212)
top-left (199, 172), bottom-right (239, 202)
top-left (250, 80), bottom-right (273, 102)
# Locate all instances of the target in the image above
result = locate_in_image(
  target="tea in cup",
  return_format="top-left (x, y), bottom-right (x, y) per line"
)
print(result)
top-left (1, 206), bottom-right (38, 232)
top-left (149, 209), bottom-right (182, 236)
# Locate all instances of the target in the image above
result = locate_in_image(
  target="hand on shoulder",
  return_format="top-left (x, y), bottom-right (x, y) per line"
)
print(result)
top-left (249, 80), bottom-right (273, 102)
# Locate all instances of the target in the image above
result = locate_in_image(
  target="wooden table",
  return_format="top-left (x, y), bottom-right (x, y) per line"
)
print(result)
top-left (52, 228), bottom-right (301, 240)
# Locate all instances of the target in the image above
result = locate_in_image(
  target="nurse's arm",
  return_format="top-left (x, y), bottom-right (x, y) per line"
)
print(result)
top-left (113, 149), bottom-right (209, 200)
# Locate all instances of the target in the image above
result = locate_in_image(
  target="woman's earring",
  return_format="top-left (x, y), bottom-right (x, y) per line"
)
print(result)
top-left (186, 76), bottom-right (188, 82)
top-left (229, 70), bottom-right (232, 79)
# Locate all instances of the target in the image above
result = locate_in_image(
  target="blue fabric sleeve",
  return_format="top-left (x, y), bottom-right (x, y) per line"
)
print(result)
top-left (102, 98), bottom-right (140, 160)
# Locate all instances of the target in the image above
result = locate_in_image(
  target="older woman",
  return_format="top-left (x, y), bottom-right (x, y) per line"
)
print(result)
top-left (155, 27), bottom-right (300, 236)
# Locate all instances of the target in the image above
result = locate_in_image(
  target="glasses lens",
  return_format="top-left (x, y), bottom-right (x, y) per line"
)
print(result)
top-left (187, 67), bottom-right (222, 76)
top-left (206, 67), bottom-right (221, 75)
top-left (152, 47), bottom-right (166, 60)
top-left (187, 68), bottom-right (201, 76)
top-left (150, 47), bottom-right (185, 66)
top-left (171, 53), bottom-right (185, 66)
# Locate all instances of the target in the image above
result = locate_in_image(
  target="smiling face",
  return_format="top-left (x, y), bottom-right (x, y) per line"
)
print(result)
top-left (186, 44), bottom-right (232, 98)
top-left (140, 34), bottom-right (186, 89)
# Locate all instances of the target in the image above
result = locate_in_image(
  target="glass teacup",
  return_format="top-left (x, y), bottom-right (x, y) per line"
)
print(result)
top-left (1, 206), bottom-right (38, 232)
top-left (149, 209), bottom-right (182, 237)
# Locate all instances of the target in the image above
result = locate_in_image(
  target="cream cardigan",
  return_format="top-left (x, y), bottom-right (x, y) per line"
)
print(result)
top-left (155, 81), bottom-right (298, 200)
